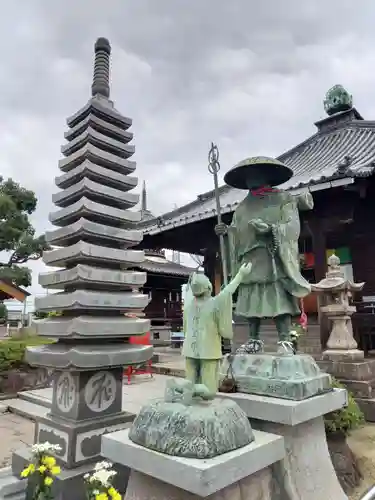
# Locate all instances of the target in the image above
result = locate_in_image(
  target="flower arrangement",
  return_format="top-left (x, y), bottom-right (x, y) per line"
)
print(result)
top-left (289, 322), bottom-right (307, 353)
top-left (20, 442), bottom-right (61, 500)
top-left (84, 461), bottom-right (121, 500)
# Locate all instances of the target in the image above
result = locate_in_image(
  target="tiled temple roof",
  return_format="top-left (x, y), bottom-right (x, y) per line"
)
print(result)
top-left (136, 256), bottom-right (196, 277)
top-left (141, 106), bottom-right (375, 236)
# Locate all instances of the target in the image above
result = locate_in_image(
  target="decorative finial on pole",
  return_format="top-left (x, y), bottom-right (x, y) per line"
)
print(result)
top-left (91, 37), bottom-right (111, 98)
top-left (208, 142), bottom-right (228, 286)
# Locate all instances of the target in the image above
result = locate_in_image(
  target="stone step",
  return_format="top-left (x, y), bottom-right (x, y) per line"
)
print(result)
top-left (4, 398), bottom-right (48, 421)
top-left (0, 467), bottom-right (27, 500)
top-left (356, 397), bottom-right (375, 422)
top-left (151, 363), bottom-right (185, 378)
top-left (17, 391), bottom-right (52, 409)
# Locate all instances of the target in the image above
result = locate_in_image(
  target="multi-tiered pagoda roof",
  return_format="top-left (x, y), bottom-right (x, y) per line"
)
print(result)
top-left (30, 37), bottom-right (152, 367)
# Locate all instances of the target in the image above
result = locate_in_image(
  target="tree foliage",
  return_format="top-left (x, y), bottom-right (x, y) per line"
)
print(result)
top-left (0, 177), bottom-right (50, 287)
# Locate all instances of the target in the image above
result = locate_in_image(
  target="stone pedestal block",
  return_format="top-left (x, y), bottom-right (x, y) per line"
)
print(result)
top-left (218, 389), bottom-right (348, 500)
top-left (102, 428), bottom-right (285, 499)
top-left (318, 357), bottom-right (375, 421)
top-left (220, 353), bottom-right (331, 400)
top-left (322, 349), bottom-right (364, 362)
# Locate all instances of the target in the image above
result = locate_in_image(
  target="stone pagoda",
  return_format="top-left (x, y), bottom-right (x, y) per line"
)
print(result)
top-left (12, 37), bottom-right (152, 498)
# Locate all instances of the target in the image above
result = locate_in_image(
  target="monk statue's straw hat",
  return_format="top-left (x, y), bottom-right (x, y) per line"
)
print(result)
top-left (223, 156), bottom-right (293, 190)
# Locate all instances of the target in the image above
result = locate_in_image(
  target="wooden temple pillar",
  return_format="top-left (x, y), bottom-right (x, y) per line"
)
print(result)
top-left (203, 248), bottom-right (218, 295)
top-left (308, 217), bottom-right (329, 349)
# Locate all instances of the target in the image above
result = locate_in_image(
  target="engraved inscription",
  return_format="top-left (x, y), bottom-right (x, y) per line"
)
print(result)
top-left (84, 371), bottom-right (116, 412)
top-left (56, 372), bottom-right (76, 413)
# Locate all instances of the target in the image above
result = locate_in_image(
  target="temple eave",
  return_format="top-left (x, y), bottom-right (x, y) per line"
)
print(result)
top-left (58, 143), bottom-right (136, 175)
top-left (45, 219), bottom-right (143, 247)
top-left (61, 126), bottom-right (135, 159)
top-left (34, 315), bottom-right (150, 339)
top-left (35, 290), bottom-right (149, 312)
top-left (38, 264), bottom-right (147, 289)
top-left (42, 241), bottom-right (145, 268)
top-left (49, 197), bottom-right (141, 227)
top-left (66, 97), bottom-right (132, 130)
top-left (26, 343), bottom-right (152, 370)
top-left (52, 178), bottom-right (139, 209)
top-left (65, 112), bottom-right (133, 143)
top-left (55, 160), bottom-right (138, 192)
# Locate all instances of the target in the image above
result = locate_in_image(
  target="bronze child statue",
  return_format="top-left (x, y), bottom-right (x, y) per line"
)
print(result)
top-left (215, 156), bottom-right (313, 343)
top-left (182, 262), bottom-right (252, 394)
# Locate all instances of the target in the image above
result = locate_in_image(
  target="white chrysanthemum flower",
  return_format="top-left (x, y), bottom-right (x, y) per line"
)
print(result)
top-left (91, 469), bottom-right (117, 487)
top-left (94, 461), bottom-right (112, 471)
top-left (31, 442), bottom-right (62, 454)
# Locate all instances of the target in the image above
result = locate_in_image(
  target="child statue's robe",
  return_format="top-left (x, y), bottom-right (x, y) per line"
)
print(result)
top-left (182, 277), bottom-right (233, 394)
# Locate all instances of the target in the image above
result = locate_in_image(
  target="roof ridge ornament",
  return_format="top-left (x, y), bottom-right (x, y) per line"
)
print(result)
top-left (324, 84), bottom-right (353, 116)
top-left (337, 155), bottom-right (353, 175)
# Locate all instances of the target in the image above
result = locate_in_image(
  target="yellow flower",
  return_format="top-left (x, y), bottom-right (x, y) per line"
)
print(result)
top-left (43, 456), bottom-right (56, 468)
top-left (108, 487), bottom-right (121, 500)
top-left (21, 464), bottom-right (35, 478)
top-left (20, 467), bottom-right (30, 478)
top-left (44, 477), bottom-right (53, 486)
top-left (51, 466), bottom-right (61, 476)
top-left (38, 465), bottom-right (47, 474)
top-left (95, 493), bottom-right (108, 500)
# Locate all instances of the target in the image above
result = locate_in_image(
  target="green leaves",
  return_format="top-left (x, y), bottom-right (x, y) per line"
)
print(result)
top-left (0, 337), bottom-right (54, 372)
top-left (324, 378), bottom-right (364, 435)
top-left (0, 177), bottom-right (50, 287)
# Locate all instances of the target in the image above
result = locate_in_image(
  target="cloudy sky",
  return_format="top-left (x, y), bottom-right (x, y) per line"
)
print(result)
top-left (2, 0), bottom-right (375, 299)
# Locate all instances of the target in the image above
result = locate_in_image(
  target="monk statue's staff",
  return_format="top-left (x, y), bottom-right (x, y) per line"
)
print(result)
top-left (208, 142), bottom-right (229, 286)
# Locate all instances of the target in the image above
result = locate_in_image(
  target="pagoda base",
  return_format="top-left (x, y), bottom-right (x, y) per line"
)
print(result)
top-left (12, 448), bottom-right (130, 500)
top-left (33, 409), bottom-right (134, 468)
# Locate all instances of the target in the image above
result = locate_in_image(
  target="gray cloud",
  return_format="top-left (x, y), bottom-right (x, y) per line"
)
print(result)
top-left (1, 0), bottom-right (375, 295)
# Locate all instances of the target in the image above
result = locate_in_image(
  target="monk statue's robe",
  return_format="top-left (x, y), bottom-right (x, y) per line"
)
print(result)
top-left (227, 190), bottom-right (313, 340)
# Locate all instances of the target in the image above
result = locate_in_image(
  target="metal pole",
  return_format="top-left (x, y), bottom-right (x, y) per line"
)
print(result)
top-left (208, 142), bottom-right (228, 286)
top-left (360, 485), bottom-right (375, 500)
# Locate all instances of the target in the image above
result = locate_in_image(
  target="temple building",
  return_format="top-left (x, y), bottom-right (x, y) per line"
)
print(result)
top-left (136, 181), bottom-right (195, 338)
top-left (138, 85), bottom-right (375, 354)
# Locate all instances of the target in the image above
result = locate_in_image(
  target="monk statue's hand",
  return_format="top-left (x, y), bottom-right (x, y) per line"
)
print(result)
top-left (214, 223), bottom-right (228, 236)
top-left (250, 218), bottom-right (270, 233)
top-left (238, 262), bottom-right (253, 280)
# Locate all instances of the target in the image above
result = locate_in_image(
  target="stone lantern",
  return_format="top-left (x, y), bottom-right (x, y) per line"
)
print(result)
top-left (311, 253), bottom-right (364, 361)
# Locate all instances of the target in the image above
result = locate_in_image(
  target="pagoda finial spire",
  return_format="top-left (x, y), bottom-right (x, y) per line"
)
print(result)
top-left (91, 37), bottom-right (111, 98)
top-left (141, 180), bottom-right (147, 214)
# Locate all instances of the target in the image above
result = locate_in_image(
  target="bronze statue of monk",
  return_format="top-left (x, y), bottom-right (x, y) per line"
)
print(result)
top-left (215, 156), bottom-right (313, 342)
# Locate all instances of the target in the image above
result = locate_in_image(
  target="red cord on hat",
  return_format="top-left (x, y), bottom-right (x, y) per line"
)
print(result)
top-left (251, 186), bottom-right (278, 196)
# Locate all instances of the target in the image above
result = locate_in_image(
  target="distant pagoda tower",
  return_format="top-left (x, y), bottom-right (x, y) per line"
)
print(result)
top-left (19, 38), bottom-right (152, 495)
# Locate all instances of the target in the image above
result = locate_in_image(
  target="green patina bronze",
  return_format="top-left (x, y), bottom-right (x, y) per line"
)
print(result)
top-left (324, 84), bottom-right (353, 116)
top-left (128, 265), bottom-right (255, 458)
top-left (129, 379), bottom-right (254, 458)
top-left (129, 375), bottom-right (254, 458)
top-left (182, 262), bottom-right (252, 393)
top-left (220, 352), bottom-right (332, 400)
top-left (219, 156), bottom-right (313, 343)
